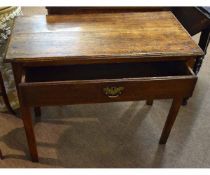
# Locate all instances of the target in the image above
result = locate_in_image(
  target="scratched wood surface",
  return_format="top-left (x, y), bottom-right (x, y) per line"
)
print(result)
top-left (5, 11), bottom-right (203, 63)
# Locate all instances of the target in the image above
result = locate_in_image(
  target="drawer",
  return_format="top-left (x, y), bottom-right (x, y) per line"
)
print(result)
top-left (19, 61), bottom-right (197, 106)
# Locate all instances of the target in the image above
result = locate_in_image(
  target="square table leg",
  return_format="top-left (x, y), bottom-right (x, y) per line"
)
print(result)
top-left (159, 97), bottom-right (182, 144)
top-left (12, 63), bottom-right (41, 118)
top-left (12, 63), bottom-right (39, 162)
top-left (20, 104), bottom-right (39, 162)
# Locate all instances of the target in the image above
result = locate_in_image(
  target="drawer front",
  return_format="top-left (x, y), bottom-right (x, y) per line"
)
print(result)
top-left (19, 76), bottom-right (197, 106)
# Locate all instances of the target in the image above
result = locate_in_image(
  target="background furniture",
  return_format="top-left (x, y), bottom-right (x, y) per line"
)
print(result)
top-left (172, 7), bottom-right (210, 74)
top-left (0, 71), bottom-right (15, 114)
top-left (0, 6), bottom-right (22, 113)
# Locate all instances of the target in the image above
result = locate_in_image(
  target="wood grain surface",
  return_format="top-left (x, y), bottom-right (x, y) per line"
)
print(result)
top-left (6, 11), bottom-right (203, 63)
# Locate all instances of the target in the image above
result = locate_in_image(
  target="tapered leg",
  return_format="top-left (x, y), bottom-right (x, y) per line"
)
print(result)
top-left (12, 63), bottom-right (38, 161)
top-left (159, 98), bottom-right (182, 144)
top-left (146, 99), bottom-right (153, 105)
top-left (34, 107), bottom-right (41, 117)
top-left (21, 105), bottom-right (39, 162)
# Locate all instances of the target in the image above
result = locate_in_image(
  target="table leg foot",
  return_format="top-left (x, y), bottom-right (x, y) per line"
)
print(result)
top-left (182, 98), bottom-right (188, 106)
top-left (146, 99), bottom-right (153, 105)
top-left (34, 107), bottom-right (41, 117)
top-left (159, 97), bottom-right (182, 144)
top-left (21, 105), bottom-right (39, 162)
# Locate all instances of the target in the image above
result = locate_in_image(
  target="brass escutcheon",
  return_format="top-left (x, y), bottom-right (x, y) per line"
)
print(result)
top-left (103, 86), bottom-right (124, 98)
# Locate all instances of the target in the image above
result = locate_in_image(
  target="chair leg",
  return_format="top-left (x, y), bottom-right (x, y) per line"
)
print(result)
top-left (159, 97), bottom-right (182, 144)
top-left (193, 28), bottom-right (210, 74)
top-left (0, 71), bottom-right (15, 115)
top-left (1, 91), bottom-right (16, 115)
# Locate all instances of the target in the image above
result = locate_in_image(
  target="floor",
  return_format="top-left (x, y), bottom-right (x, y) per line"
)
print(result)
top-left (0, 7), bottom-right (210, 168)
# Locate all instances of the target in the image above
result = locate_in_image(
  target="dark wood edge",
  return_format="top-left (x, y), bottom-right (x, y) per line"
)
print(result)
top-left (5, 56), bottom-right (200, 66)
top-left (20, 74), bottom-right (197, 87)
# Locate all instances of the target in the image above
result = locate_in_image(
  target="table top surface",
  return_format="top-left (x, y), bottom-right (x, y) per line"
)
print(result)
top-left (5, 11), bottom-right (203, 63)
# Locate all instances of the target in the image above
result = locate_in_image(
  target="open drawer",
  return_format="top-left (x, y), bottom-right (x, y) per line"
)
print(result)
top-left (19, 61), bottom-right (197, 106)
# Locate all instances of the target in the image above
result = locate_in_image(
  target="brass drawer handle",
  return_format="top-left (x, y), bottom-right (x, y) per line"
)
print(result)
top-left (103, 86), bottom-right (124, 98)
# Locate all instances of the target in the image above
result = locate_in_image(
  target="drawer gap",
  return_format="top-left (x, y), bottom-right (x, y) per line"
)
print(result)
top-left (24, 61), bottom-right (192, 83)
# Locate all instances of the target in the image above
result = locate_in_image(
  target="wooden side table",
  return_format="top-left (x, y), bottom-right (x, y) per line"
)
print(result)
top-left (5, 12), bottom-right (203, 162)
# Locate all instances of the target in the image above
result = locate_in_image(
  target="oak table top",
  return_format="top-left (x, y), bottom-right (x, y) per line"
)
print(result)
top-left (5, 11), bottom-right (203, 64)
